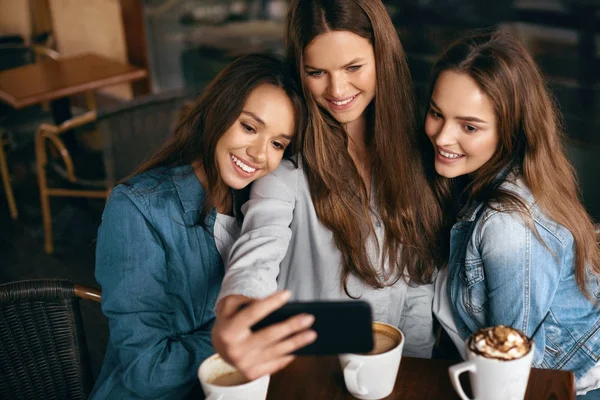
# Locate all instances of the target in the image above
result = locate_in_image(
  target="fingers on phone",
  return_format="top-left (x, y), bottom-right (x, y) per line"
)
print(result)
top-left (270, 329), bottom-right (317, 357)
top-left (231, 290), bottom-right (291, 328)
top-left (242, 355), bottom-right (296, 381)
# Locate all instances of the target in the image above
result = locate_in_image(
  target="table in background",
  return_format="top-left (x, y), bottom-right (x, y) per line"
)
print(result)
top-left (267, 356), bottom-right (575, 399)
top-left (0, 53), bottom-right (147, 109)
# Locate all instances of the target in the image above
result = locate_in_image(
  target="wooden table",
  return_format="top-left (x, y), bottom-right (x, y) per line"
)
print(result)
top-left (0, 53), bottom-right (147, 109)
top-left (267, 356), bottom-right (575, 399)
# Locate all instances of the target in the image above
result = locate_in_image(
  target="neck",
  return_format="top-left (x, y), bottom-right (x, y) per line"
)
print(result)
top-left (344, 114), bottom-right (371, 194)
top-left (193, 161), bottom-right (232, 215)
top-left (344, 113), bottom-right (368, 160)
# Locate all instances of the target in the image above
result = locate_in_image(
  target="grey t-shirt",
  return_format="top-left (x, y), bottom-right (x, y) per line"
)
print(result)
top-left (219, 157), bottom-right (435, 358)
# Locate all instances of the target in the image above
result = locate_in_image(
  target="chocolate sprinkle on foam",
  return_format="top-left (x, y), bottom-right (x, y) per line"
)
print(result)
top-left (469, 325), bottom-right (531, 361)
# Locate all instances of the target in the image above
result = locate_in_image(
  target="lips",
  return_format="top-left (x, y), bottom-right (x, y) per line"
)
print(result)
top-left (326, 93), bottom-right (360, 111)
top-left (230, 154), bottom-right (259, 177)
top-left (434, 147), bottom-right (465, 165)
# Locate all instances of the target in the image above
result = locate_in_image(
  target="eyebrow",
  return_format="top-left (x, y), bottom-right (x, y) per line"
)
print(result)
top-left (304, 57), bottom-right (366, 70)
top-left (430, 99), bottom-right (488, 124)
top-left (241, 110), bottom-right (293, 140)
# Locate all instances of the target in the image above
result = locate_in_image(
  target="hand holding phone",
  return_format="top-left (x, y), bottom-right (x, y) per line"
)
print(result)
top-left (212, 291), bottom-right (317, 380)
top-left (251, 300), bottom-right (374, 355)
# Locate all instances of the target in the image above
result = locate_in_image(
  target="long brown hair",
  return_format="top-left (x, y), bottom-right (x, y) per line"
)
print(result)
top-left (428, 29), bottom-right (600, 295)
top-left (286, 0), bottom-right (444, 293)
top-left (130, 54), bottom-right (306, 224)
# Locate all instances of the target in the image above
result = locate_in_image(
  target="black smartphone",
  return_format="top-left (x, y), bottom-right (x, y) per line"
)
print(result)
top-left (251, 300), bottom-right (374, 355)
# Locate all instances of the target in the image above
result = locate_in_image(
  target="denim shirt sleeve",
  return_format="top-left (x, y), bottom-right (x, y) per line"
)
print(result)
top-left (95, 185), bottom-right (214, 398)
top-left (477, 211), bottom-right (563, 346)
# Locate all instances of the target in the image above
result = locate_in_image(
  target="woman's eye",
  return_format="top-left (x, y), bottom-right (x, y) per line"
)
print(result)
top-left (272, 141), bottom-right (285, 150)
top-left (241, 123), bottom-right (255, 133)
top-left (306, 70), bottom-right (324, 77)
top-left (347, 65), bottom-right (362, 72)
top-left (429, 109), bottom-right (442, 119)
top-left (463, 125), bottom-right (477, 133)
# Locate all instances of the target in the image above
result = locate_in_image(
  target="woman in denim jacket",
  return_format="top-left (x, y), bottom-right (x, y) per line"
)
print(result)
top-left (90, 54), bottom-right (307, 399)
top-left (426, 30), bottom-right (600, 397)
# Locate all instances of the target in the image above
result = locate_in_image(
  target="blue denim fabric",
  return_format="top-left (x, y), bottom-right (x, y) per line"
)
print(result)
top-left (447, 175), bottom-right (600, 380)
top-left (90, 165), bottom-right (223, 399)
top-left (579, 388), bottom-right (600, 399)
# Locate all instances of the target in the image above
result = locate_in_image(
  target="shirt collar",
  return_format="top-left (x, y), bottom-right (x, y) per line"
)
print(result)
top-left (171, 165), bottom-right (206, 213)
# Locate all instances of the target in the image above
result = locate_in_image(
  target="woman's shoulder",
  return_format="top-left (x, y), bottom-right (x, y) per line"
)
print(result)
top-left (480, 176), bottom-right (572, 247)
top-left (272, 155), bottom-right (303, 178)
top-left (248, 155), bottom-right (307, 204)
top-left (255, 156), bottom-right (304, 188)
top-left (110, 165), bottom-right (196, 210)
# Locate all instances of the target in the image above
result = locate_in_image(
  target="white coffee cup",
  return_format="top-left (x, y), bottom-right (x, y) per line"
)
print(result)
top-left (198, 353), bottom-right (270, 400)
top-left (338, 322), bottom-right (404, 400)
top-left (448, 339), bottom-right (535, 400)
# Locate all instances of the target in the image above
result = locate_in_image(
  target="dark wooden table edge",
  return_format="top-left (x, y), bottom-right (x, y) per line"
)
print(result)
top-left (0, 69), bottom-right (148, 109)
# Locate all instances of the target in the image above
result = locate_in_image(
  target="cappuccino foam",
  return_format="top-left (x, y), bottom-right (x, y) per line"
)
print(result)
top-left (469, 325), bottom-right (531, 361)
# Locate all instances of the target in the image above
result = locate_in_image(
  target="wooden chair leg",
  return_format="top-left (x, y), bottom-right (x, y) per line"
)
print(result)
top-left (35, 138), bottom-right (53, 254)
top-left (0, 138), bottom-right (18, 220)
top-left (39, 185), bottom-right (53, 254)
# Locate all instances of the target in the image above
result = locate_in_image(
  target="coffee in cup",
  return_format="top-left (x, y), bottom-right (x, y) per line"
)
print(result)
top-left (209, 370), bottom-right (250, 387)
top-left (449, 325), bottom-right (534, 400)
top-left (198, 353), bottom-right (269, 400)
top-left (362, 323), bottom-right (402, 355)
top-left (339, 322), bottom-right (404, 400)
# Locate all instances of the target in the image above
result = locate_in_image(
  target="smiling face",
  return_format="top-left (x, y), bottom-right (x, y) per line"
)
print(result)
top-left (425, 70), bottom-right (499, 178)
top-left (215, 83), bottom-right (295, 189)
top-left (303, 30), bottom-right (376, 128)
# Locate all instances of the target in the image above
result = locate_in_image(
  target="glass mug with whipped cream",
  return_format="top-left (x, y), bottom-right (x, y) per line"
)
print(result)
top-left (448, 325), bottom-right (535, 400)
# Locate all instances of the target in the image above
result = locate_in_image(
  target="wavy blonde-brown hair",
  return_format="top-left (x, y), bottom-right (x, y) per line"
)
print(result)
top-left (286, 0), bottom-right (444, 294)
top-left (428, 29), bottom-right (600, 296)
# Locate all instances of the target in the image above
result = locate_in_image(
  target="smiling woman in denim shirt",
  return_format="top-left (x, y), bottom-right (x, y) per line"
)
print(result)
top-left (90, 54), bottom-right (306, 399)
top-left (426, 30), bottom-right (600, 397)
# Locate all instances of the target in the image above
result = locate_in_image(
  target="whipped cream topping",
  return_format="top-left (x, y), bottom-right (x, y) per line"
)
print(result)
top-left (469, 325), bottom-right (531, 361)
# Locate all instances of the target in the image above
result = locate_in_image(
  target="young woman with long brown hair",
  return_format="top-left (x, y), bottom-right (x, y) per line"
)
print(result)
top-left (91, 54), bottom-right (306, 399)
top-left (425, 30), bottom-right (600, 397)
top-left (211, 0), bottom-right (445, 380)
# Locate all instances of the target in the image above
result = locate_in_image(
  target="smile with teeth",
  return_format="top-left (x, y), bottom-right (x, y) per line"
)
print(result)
top-left (439, 149), bottom-right (464, 159)
top-left (231, 154), bottom-right (257, 173)
top-left (329, 94), bottom-right (358, 106)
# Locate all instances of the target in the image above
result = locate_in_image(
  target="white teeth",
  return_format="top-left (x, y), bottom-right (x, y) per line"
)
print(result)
top-left (231, 155), bottom-right (256, 173)
top-left (331, 95), bottom-right (357, 106)
top-left (439, 149), bottom-right (462, 159)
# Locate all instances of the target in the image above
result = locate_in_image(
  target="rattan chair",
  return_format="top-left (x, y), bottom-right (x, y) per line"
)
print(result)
top-left (0, 279), bottom-right (101, 400)
top-left (35, 89), bottom-right (193, 254)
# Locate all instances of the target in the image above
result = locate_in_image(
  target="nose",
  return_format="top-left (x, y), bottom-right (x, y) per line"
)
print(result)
top-left (246, 135), bottom-right (268, 163)
top-left (433, 121), bottom-right (456, 147)
top-left (328, 73), bottom-right (347, 98)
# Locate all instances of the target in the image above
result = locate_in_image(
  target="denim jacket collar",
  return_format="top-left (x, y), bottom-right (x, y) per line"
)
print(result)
top-left (171, 165), bottom-right (206, 213)
top-left (457, 164), bottom-right (519, 223)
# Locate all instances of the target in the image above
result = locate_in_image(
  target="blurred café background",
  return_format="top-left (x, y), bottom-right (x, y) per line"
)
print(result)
top-left (0, 0), bottom-right (598, 379)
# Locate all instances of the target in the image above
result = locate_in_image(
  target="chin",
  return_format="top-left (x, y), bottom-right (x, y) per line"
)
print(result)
top-left (331, 110), bottom-right (364, 125)
top-left (435, 166), bottom-right (460, 179)
top-left (222, 176), bottom-right (246, 190)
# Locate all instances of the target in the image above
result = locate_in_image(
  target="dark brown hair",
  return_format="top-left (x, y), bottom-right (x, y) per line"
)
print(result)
top-left (130, 54), bottom-right (307, 224)
top-left (428, 29), bottom-right (600, 295)
top-left (286, 0), bottom-right (444, 293)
